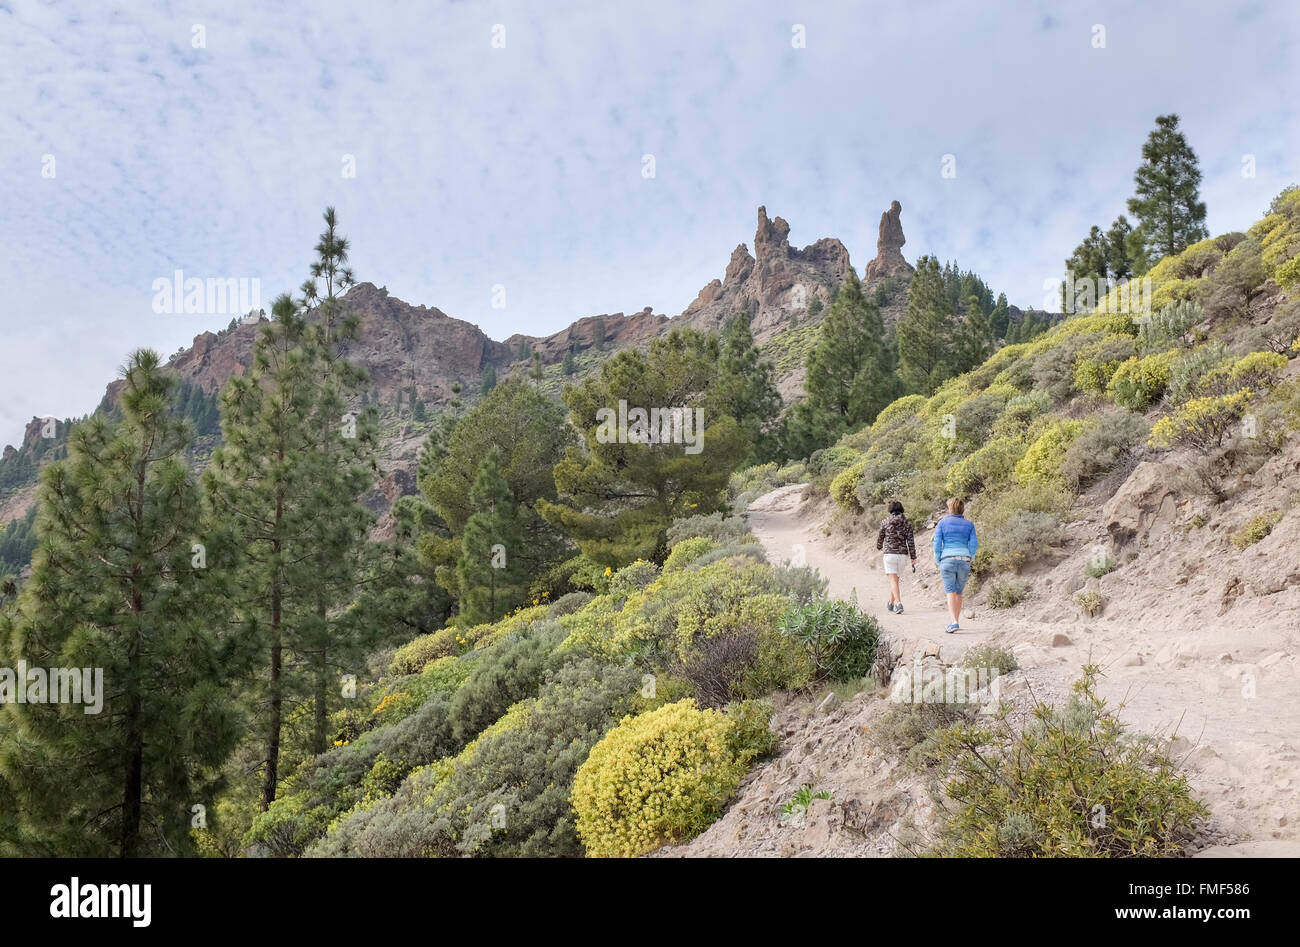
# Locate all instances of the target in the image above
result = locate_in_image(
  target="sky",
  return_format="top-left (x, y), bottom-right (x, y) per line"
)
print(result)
top-left (1, 0), bottom-right (1297, 446)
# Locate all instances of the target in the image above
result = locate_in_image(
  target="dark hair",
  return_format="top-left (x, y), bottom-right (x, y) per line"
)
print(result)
top-left (888, 501), bottom-right (904, 515)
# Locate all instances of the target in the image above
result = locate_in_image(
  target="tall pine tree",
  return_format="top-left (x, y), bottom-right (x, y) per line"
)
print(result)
top-left (714, 312), bottom-right (783, 464)
top-left (454, 449), bottom-right (524, 626)
top-left (1127, 114), bottom-right (1208, 264)
top-left (789, 270), bottom-right (893, 455)
top-left (0, 351), bottom-right (242, 856)
top-left (897, 255), bottom-right (957, 394)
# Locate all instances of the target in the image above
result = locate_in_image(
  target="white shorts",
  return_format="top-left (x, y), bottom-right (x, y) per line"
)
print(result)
top-left (882, 554), bottom-right (909, 575)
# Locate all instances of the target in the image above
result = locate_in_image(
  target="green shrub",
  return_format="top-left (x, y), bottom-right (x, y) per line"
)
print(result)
top-left (961, 645), bottom-right (1018, 676)
top-left (662, 537), bottom-right (717, 573)
top-left (1230, 511), bottom-right (1284, 550)
top-left (547, 591), bottom-right (594, 618)
top-left (690, 540), bottom-right (766, 569)
top-left (725, 699), bottom-right (779, 767)
top-left (990, 391), bottom-right (1051, 440)
top-left (571, 699), bottom-right (746, 857)
top-left (945, 436), bottom-right (1027, 496)
top-left (1061, 410), bottom-right (1148, 491)
top-left (986, 579), bottom-right (1028, 608)
top-left (1085, 555), bottom-right (1118, 578)
top-left (985, 509), bottom-right (1063, 572)
top-left (780, 785), bottom-right (831, 818)
top-left (920, 666), bottom-right (1208, 856)
top-left (1014, 419), bottom-right (1085, 487)
top-left (390, 626), bottom-right (459, 675)
top-left (1075, 590), bottom-right (1106, 617)
top-left (778, 599), bottom-right (881, 681)
top-left (310, 658), bottom-right (645, 858)
top-left (1138, 300), bottom-right (1202, 351)
top-left (1167, 344), bottom-right (1230, 405)
top-left (667, 512), bottom-right (752, 547)
top-left (1108, 350), bottom-right (1177, 409)
top-left (1150, 390), bottom-right (1254, 451)
top-left (1197, 350), bottom-right (1287, 398)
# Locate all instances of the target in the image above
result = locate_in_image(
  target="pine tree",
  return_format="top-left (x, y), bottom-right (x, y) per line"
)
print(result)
top-left (562, 350), bottom-right (576, 375)
top-left (539, 330), bottom-right (746, 566)
top-left (714, 312), bottom-right (783, 464)
top-left (592, 316), bottom-right (606, 350)
top-left (205, 208), bottom-right (377, 802)
top-left (420, 378), bottom-right (574, 598)
top-left (529, 351), bottom-right (544, 382)
top-left (480, 363), bottom-right (497, 395)
top-left (790, 271), bottom-right (892, 454)
top-left (454, 449), bottom-right (524, 625)
top-left (897, 255), bottom-right (957, 394)
top-left (1062, 226), bottom-right (1110, 312)
top-left (0, 351), bottom-right (242, 856)
top-left (294, 208), bottom-right (379, 757)
top-left (956, 294), bottom-right (994, 372)
top-left (1105, 215), bottom-right (1135, 281)
top-left (1127, 114), bottom-right (1209, 262)
top-left (989, 293), bottom-right (1011, 339)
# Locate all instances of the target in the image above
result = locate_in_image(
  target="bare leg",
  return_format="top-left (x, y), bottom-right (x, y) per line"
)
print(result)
top-left (888, 574), bottom-right (901, 606)
top-left (947, 592), bottom-right (963, 624)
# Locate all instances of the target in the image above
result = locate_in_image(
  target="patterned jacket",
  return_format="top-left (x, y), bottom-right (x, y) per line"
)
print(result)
top-left (876, 513), bottom-right (917, 558)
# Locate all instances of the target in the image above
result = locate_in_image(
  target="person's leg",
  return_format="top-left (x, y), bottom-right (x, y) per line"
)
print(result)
top-left (888, 573), bottom-right (901, 606)
top-left (949, 592), bottom-right (962, 623)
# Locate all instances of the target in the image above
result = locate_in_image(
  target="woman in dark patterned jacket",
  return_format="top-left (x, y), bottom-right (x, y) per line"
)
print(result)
top-left (876, 501), bottom-right (917, 615)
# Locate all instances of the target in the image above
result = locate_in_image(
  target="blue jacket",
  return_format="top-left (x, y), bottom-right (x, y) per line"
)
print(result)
top-left (933, 514), bottom-right (978, 563)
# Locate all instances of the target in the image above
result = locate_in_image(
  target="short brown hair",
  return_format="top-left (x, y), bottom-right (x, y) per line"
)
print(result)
top-left (947, 497), bottom-right (965, 515)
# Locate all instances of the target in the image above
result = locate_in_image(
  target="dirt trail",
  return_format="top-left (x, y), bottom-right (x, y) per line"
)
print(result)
top-left (743, 483), bottom-right (1300, 853)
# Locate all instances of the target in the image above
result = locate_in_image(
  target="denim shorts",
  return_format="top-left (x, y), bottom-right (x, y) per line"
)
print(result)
top-left (939, 557), bottom-right (971, 594)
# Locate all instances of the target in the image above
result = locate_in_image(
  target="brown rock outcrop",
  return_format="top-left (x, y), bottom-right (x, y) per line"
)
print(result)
top-left (863, 200), bottom-right (914, 282)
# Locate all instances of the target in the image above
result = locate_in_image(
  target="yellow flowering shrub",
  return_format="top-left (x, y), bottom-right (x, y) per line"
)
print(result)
top-left (571, 699), bottom-right (743, 857)
top-left (662, 536), bottom-right (716, 573)
top-left (1107, 350), bottom-right (1177, 409)
top-left (945, 435), bottom-right (1028, 496)
top-left (1013, 419), bottom-right (1085, 487)
top-left (1150, 389), bottom-right (1254, 451)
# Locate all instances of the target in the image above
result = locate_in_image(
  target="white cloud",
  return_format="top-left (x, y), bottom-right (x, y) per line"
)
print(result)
top-left (1, 0), bottom-right (1297, 443)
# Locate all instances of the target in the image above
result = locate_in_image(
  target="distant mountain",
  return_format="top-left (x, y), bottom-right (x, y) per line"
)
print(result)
top-left (2, 201), bottom-right (1052, 531)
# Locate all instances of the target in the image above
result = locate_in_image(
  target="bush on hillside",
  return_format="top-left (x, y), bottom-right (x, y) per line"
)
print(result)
top-left (1013, 420), bottom-right (1085, 487)
top-left (1166, 344), bottom-right (1230, 405)
top-left (983, 508), bottom-right (1064, 572)
top-left (1061, 410), bottom-right (1148, 491)
top-left (1150, 390), bottom-right (1254, 452)
top-left (986, 579), bottom-right (1028, 608)
top-left (571, 699), bottom-right (747, 857)
top-left (1230, 511), bottom-right (1284, 550)
top-left (310, 658), bottom-right (647, 858)
top-left (1107, 350), bottom-right (1177, 409)
top-left (665, 535), bottom-right (717, 572)
top-left (920, 666), bottom-right (1208, 857)
top-left (1195, 351), bottom-right (1287, 399)
top-left (778, 598), bottom-right (880, 682)
top-left (666, 511), bottom-right (752, 547)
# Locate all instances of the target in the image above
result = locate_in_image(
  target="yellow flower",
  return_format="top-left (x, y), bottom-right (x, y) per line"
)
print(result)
top-left (604, 567), bottom-right (612, 576)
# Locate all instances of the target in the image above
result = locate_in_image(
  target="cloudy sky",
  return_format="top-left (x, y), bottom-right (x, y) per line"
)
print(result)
top-left (1, 0), bottom-right (1297, 445)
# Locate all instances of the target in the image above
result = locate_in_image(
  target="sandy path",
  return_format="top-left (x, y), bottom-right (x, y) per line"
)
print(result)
top-left (746, 483), bottom-right (1300, 850)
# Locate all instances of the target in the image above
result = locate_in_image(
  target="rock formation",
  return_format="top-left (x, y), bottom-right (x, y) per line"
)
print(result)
top-left (863, 200), bottom-right (914, 282)
top-left (679, 206), bottom-right (852, 340)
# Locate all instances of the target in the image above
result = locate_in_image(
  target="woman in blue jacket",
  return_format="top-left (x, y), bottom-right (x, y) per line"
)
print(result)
top-left (932, 497), bottom-right (978, 633)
